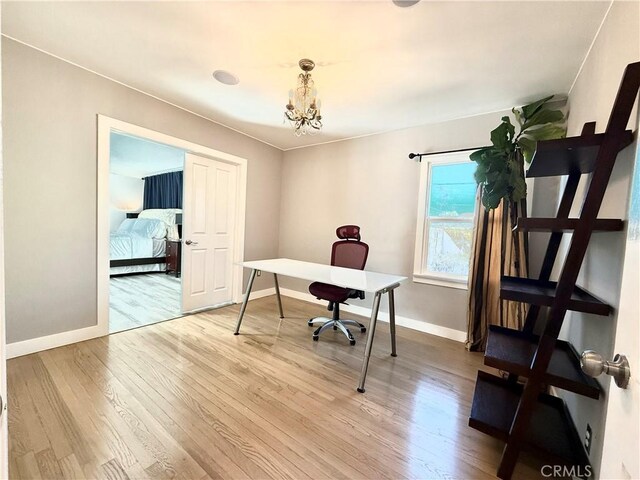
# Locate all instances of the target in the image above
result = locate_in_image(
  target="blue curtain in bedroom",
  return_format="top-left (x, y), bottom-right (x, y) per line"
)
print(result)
top-left (143, 171), bottom-right (183, 209)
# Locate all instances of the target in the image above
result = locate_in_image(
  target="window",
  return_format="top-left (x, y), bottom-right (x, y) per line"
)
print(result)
top-left (413, 153), bottom-right (477, 289)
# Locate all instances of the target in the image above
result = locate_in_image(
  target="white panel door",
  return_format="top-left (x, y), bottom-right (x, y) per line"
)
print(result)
top-left (599, 149), bottom-right (639, 480)
top-left (0, 22), bottom-right (8, 478)
top-left (182, 153), bottom-right (237, 313)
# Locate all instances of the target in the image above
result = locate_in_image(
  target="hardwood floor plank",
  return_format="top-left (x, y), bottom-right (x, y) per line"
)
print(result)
top-left (35, 448), bottom-right (64, 480)
top-left (135, 326), bottom-right (407, 479)
top-left (15, 451), bottom-right (42, 480)
top-left (88, 338), bottom-right (292, 478)
top-left (109, 273), bottom-right (182, 334)
top-left (6, 363), bottom-right (51, 460)
top-left (58, 454), bottom-right (86, 480)
top-left (9, 295), bottom-right (546, 480)
top-left (39, 348), bottom-right (139, 471)
top-left (101, 459), bottom-right (130, 480)
top-left (70, 343), bottom-right (207, 480)
top-left (110, 334), bottom-right (337, 480)
top-left (13, 357), bottom-right (75, 461)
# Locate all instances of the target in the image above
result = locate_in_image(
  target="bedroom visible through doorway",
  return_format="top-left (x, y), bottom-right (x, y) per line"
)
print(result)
top-left (109, 131), bottom-right (185, 333)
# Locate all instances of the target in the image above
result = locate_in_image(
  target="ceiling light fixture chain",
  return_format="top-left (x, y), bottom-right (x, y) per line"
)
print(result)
top-left (284, 58), bottom-right (322, 136)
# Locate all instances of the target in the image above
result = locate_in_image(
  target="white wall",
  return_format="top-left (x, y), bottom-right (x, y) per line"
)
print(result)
top-left (532, 2), bottom-right (639, 476)
top-left (280, 111), bottom-right (511, 334)
top-left (2, 38), bottom-right (283, 344)
top-left (109, 173), bottom-right (144, 232)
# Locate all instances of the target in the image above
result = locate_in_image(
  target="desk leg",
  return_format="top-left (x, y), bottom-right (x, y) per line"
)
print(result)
top-left (234, 269), bottom-right (257, 335)
top-left (273, 273), bottom-right (284, 319)
top-left (389, 288), bottom-right (397, 357)
top-left (357, 291), bottom-right (382, 393)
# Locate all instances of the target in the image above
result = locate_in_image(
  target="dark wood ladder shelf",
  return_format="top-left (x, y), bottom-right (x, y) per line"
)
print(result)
top-left (470, 371), bottom-right (591, 472)
top-left (500, 276), bottom-right (612, 316)
top-left (526, 130), bottom-right (633, 178)
top-left (513, 217), bottom-right (624, 232)
top-left (468, 61), bottom-right (640, 479)
top-left (484, 325), bottom-right (601, 399)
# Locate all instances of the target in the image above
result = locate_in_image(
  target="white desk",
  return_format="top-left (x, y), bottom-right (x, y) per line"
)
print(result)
top-left (233, 258), bottom-right (407, 392)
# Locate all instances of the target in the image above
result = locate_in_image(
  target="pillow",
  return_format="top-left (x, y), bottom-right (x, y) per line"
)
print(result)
top-left (116, 218), bottom-right (137, 233)
top-left (139, 209), bottom-right (181, 224)
top-left (130, 218), bottom-right (167, 239)
top-left (139, 209), bottom-right (182, 240)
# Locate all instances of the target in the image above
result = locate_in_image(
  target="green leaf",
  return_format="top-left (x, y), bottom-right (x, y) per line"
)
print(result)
top-left (511, 175), bottom-right (527, 202)
top-left (521, 108), bottom-right (564, 131)
top-left (469, 147), bottom-right (490, 163)
top-left (524, 124), bottom-right (567, 141)
top-left (490, 117), bottom-right (515, 151)
top-left (521, 95), bottom-right (554, 119)
top-left (482, 188), bottom-right (502, 210)
top-left (517, 137), bottom-right (537, 163)
top-left (503, 116), bottom-right (515, 143)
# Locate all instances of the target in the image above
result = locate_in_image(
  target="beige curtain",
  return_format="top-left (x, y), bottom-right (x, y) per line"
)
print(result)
top-left (466, 189), bottom-right (529, 352)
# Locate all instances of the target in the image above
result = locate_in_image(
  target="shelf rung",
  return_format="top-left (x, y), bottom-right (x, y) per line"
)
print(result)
top-left (513, 218), bottom-right (624, 232)
top-left (469, 371), bottom-right (591, 471)
top-left (526, 130), bottom-right (633, 178)
top-left (484, 326), bottom-right (601, 399)
top-left (500, 276), bottom-right (612, 316)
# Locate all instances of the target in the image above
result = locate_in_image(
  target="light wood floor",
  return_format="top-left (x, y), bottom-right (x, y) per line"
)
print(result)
top-left (109, 273), bottom-right (182, 334)
top-left (8, 296), bottom-right (545, 479)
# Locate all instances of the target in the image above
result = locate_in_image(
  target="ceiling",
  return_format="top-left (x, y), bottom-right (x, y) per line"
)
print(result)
top-left (110, 132), bottom-right (184, 178)
top-left (2, 1), bottom-right (609, 150)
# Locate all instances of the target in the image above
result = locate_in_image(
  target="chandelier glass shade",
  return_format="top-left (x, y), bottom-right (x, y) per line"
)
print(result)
top-left (284, 59), bottom-right (322, 136)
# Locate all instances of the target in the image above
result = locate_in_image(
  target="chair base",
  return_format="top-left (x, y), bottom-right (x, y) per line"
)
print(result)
top-left (308, 316), bottom-right (366, 346)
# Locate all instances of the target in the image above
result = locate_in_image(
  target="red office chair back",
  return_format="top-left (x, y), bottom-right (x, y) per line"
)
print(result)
top-left (331, 225), bottom-right (369, 270)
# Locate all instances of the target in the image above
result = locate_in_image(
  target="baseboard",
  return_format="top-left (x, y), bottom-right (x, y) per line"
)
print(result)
top-left (279, 288), bottom-right (467, 343)
top-left (7, 288), bottom-right (276, 359)
top-left (7, 286), bottom-right (464, 358)
top-left (6, 324), bottom-right (106, 359)
top-left (249, 287), bottom-right (276, 300)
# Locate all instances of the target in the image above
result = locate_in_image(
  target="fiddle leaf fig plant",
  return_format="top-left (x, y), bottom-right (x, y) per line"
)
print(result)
top-left (471, 95), bottom-right (566, 210)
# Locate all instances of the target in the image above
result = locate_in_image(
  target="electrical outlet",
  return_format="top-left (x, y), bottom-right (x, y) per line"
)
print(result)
top-left (584, 424), bottom-right (593, 454)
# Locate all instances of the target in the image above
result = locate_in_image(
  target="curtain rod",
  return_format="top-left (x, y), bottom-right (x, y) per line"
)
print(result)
top-left (408, 145), bottom-right (489, 162)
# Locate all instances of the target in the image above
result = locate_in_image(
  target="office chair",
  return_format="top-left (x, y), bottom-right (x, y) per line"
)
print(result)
top-left (308, 225), bottom-right (369, 345)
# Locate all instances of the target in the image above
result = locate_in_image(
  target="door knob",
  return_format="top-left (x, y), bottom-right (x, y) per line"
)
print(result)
top-left (185, 240), bottom-right (198, 246)
top-left (580, 350), bottom-right (630, 389)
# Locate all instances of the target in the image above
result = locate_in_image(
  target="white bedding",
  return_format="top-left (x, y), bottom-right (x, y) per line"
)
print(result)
top-left (110, 209), bottom-right (181, 276)
top-left (110, 233), bottom-right (155, 260)
top-left (109, 235), bottom-right (167, 275)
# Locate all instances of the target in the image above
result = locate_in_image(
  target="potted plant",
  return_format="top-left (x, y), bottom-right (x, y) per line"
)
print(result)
top-left (466, 96), bottom-right (566, 349)
top-left (471, 95), bottom-right (567, 210)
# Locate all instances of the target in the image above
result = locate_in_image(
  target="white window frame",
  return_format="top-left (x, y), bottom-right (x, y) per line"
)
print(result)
top-left (413, 152), bottom-right (476, 290)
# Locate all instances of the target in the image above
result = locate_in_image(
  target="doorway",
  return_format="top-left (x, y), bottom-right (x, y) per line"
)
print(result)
top-left (108, 131), bottom-right (186, 333)
top-left (97, 116), bottom-right (248, 337)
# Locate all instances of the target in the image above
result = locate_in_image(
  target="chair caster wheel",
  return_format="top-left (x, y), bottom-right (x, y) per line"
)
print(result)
top-left (307, 319), bottom-right (314, 326)
top-left (333, 325), bottom-right (338, 330)
top-left (350, 339), bottom-right (356, 346)
top-left (360, 327), bottom-right (366, 333)
top-left (313, 335), bottom-right (319, 341)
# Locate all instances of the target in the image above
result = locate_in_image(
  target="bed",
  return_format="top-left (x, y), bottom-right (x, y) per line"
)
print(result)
top-left (110, 209), bottom-right (182, 276)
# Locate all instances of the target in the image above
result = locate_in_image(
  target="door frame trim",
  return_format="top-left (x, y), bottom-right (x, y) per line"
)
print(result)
top-left (97, 115), bottom-right (248, 337)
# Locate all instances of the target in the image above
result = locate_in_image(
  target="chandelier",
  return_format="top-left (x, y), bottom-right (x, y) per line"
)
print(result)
top-left (284, 59), bottom-right (322, 136)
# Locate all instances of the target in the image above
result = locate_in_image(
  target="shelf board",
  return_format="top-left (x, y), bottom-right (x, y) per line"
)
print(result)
top-left (513, 218), bottom-right (624, 233)
top-left (484, 325), bottom-right (601, 399)
top-left (501, 276), bottom-right (612, 316)
top-left (469, 371), bottom-right (591, 471)
top-left (526, 130), bottom-right (634, 178)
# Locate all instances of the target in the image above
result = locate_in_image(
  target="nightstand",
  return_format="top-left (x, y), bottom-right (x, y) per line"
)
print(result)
top-left (165, 239), bottom-right (182, 278)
